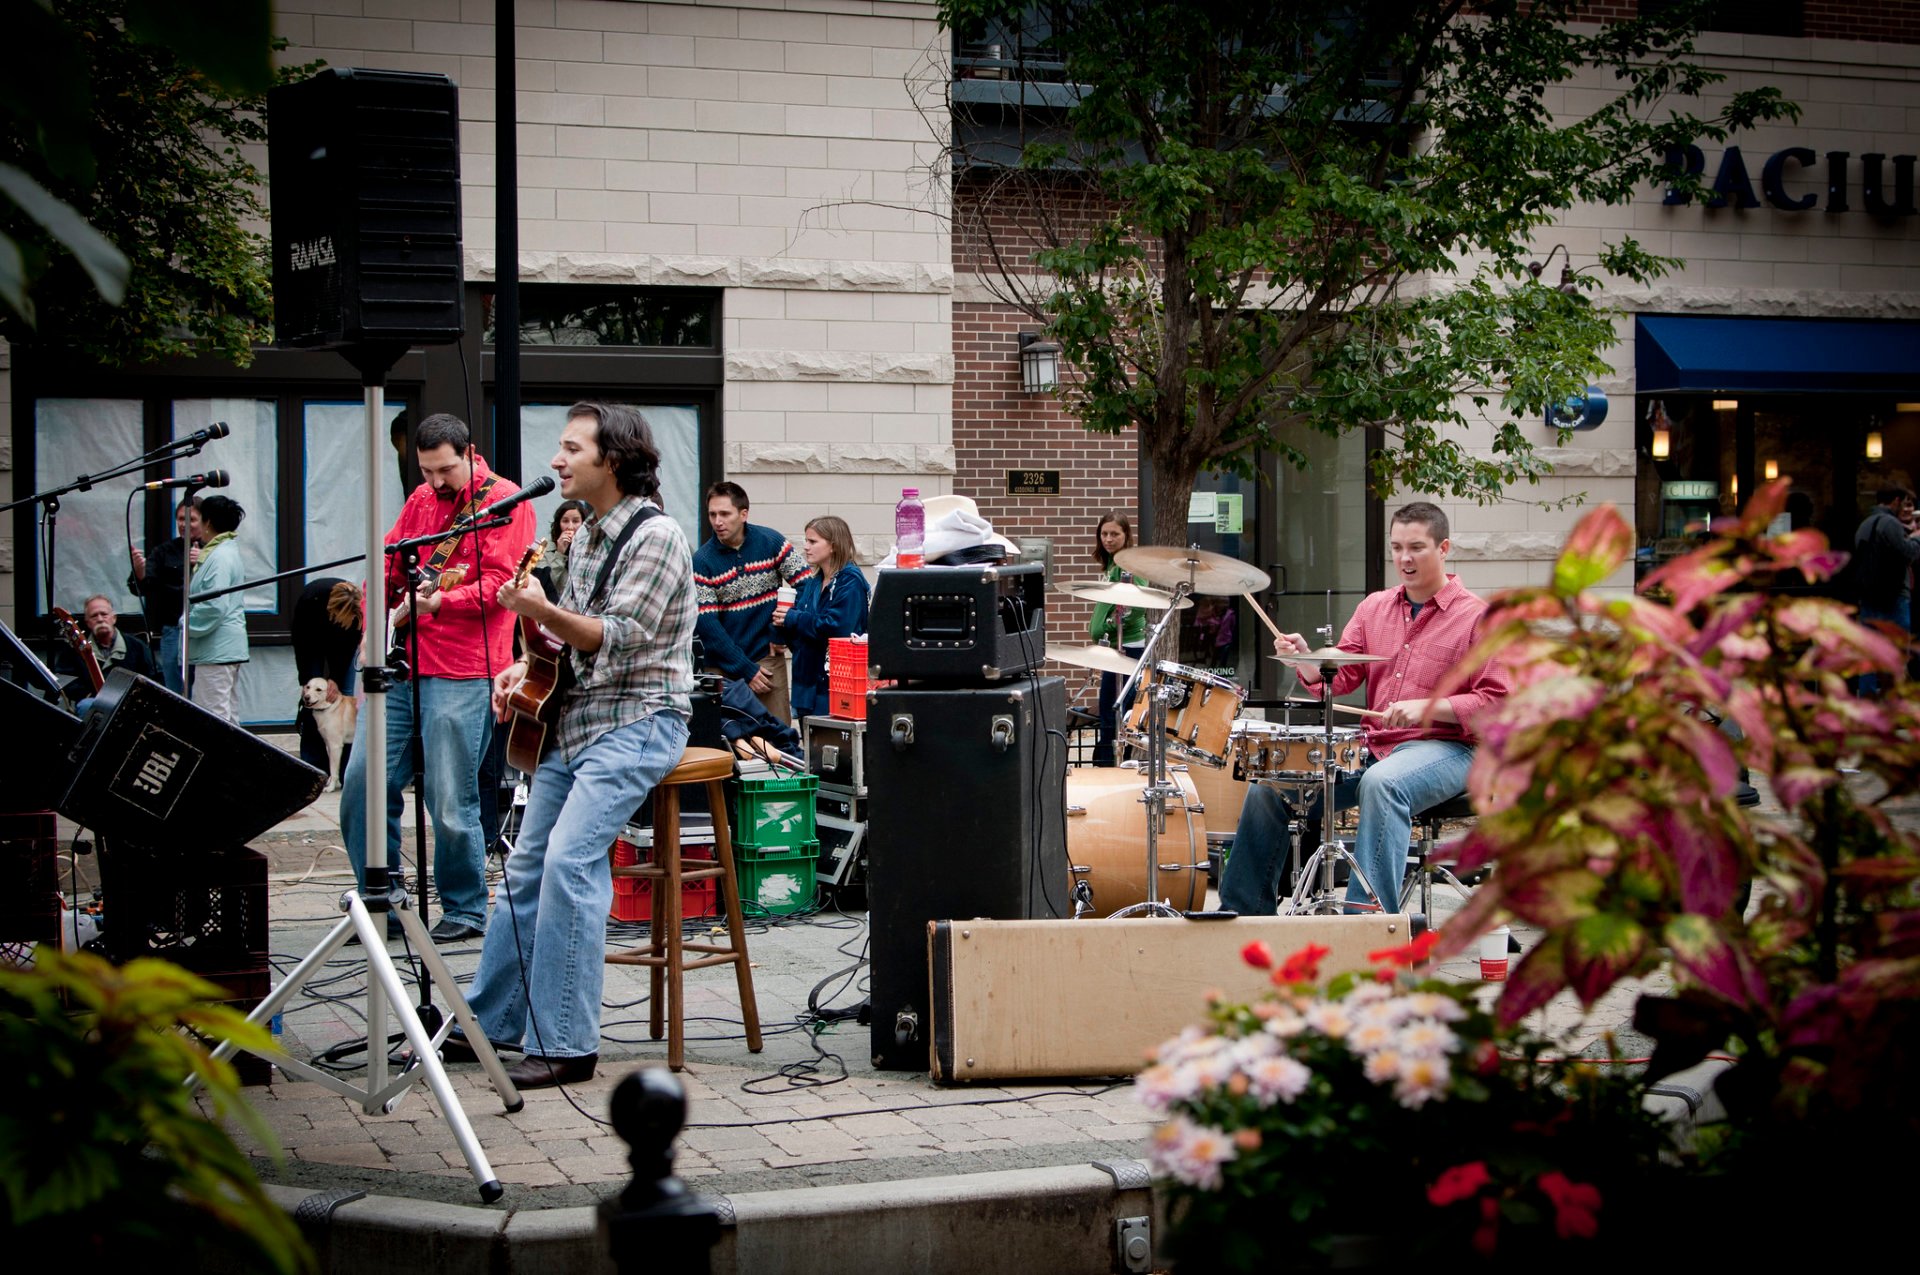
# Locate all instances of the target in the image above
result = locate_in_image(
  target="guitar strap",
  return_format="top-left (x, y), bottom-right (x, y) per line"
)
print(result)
top-left (587, 504), bottom-right (661, 611)
top-left (423, 474), bottom-right (501, 577)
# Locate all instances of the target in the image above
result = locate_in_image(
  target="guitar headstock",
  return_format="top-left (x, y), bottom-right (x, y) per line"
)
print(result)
top-left (50, 606), bottom-right (88, 653)
top-left (513, 539), bottom-right (548, 588)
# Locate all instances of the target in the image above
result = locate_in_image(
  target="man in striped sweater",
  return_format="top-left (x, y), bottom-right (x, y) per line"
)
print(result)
top-left (693, 481), bottom-right (813, 721)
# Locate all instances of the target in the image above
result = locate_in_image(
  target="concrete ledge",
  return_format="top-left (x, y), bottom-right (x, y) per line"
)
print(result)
top-left (267, 1160), bottom-right (1153, 1275)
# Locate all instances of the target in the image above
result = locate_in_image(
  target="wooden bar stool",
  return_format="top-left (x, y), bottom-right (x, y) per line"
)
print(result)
top-left (605, 745), bottom-right (763, 1071)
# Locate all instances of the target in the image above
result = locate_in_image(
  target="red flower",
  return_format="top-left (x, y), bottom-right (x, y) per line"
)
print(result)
top-left (1276, 942), bottom-right (1332, 984)
top-left (1241, 940), bottom-right (1274, 969)
top-left (1537, 1171), bottom-right (1602, 1240)
top-left (1427, 1160), bottom-right (1492, 1207)
top-left (1472, 1195), bottom-right (1501, 1255)
top-left (1367, 929), bottom-right (1440, 968)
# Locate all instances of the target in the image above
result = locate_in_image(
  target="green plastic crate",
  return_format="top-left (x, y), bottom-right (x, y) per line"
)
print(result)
top-left (737, 841), bottom-right (818, 915)
top-left (731, 773), bottom-right (819, 849)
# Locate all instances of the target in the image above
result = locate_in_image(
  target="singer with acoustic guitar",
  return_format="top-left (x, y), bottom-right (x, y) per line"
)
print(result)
top-left (457, 401), bottom-right (695, 1089)
top-left (339, 413), bottom-right (537, 944)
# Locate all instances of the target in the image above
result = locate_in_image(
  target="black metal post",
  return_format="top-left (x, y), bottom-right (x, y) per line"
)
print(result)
top-left (600, 1069), bottom-right (721, 1274)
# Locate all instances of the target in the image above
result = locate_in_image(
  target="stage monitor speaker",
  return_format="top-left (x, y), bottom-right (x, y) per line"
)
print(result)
top-left (268, 68), bottom-right (464, 349)
top-left (0, 676), bottom-right (83, 814)
top-left (59, 671), bottom-right (325, 852)
top-left (866, 563), bottom-right (1046, 684)
top-left (864, 676), bottom-right (1068, 1070)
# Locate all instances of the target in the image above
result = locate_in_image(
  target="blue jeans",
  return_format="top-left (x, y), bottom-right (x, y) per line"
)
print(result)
top-left (1218, 739), bottom-right (1475, 914)
top-left (340, 676), bottom-right (495, 929)
top-left (467, 710), bottom-right (689, 1059)
top-left (156, 625), bottom-right (185, 695)
top-left (1093, 644), bottom-right (1147, 765)
top-left (1859, 597), bottom-right (1910, 695)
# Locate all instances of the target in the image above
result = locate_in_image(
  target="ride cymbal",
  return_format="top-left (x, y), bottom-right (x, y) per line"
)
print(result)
top-left (1113, 545), bottom-right (1271, 595)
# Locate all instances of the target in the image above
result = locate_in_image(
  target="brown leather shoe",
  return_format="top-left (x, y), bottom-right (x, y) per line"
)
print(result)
top-left (504, 1053), bottom-right (597, 1089)
top-left (439, 1034), bottom-right (520, 1065)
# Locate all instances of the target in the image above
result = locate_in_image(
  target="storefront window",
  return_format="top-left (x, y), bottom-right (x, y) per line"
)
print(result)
top-left (516, 402), bottom-right (704, 546)
top-left (31, 397), bottom-right (144, 616)
top-left (483, 285), bottom-right (715, 348)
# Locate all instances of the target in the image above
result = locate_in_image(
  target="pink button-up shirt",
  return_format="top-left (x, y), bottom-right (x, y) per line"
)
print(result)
top-left (1295, 574), bottom-right (1507, 759)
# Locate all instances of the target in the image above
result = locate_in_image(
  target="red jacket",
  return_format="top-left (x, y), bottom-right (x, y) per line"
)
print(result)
top-left (381, 453), bottom-right (536, 681)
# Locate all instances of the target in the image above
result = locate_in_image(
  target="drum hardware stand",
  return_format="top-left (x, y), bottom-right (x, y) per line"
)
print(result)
top-left (194, 347), bottom-right (520, 1203)
top-left (1110, 562), bottom-right (1201, 919)
top-left (1278, 650), bottom-right (1391, 917)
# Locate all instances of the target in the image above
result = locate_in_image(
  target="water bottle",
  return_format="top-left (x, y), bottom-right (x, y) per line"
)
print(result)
top-left (895, 487), bottom-right (925, 569)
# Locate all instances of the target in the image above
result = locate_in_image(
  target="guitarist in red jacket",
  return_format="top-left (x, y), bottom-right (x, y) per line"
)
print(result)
top-left (457, 401), bottom-right (695, 1089)
top-left (339, 413), bottom-right (537, 944)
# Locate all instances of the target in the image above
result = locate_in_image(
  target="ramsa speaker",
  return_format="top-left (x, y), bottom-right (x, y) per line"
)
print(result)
top-left (268, 68), bottom-right (464, 348)
top-left (864, 677), bottom-right (1068, 1070)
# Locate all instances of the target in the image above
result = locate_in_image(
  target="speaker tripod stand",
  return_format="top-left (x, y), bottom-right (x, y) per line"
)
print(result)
top-left (198, 347), bottom-right (520, 1202)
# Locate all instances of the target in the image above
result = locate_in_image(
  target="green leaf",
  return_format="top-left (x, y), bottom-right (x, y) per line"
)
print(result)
top-left (0, 163), bottom-right (129, 305)
top-left (1551, 504), bottom-right (1635, 596)
top-left (1564, 913), bottom-right (1649, 1005)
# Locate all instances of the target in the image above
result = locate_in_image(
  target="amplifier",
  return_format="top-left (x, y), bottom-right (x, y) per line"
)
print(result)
top-left (815, 786), bottom-right (866, 888)
top-left (866, 563), bottom-right (1045, 684)
top-left (60, 671), bottom-right (325, 851)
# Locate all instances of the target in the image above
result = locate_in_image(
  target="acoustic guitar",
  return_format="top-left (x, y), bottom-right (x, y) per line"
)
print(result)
top-left (502, 541), bottom-right (564, 774)
top-left (50, 606), bottom-right (104, 696)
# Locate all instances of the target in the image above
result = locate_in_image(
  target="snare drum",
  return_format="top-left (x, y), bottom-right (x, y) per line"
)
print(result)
top-left (1065, 766), bottom-right (1208, 916)
top-left (1228, 721), bottom-right (1365, 781)
top-left (1122, 661), bottom-right (1246, 767)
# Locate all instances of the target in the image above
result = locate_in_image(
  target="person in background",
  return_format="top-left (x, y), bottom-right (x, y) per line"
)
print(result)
top-left (1852, 486), bottom-right (1920, 697)
top-left (185, 494), bottom-right (250, 724)
top-left (293, 578), bottom-right (363, 771)
top-left (57, 594), bottom-right (159, 710)
top-left (534, 499), bottom-right (591, 602)
top-left (774, 515), bottom-right (871, 723)
top-left (1089, 512), bottom-right (1148, 767)
top-left (693, 481), bottom-right (812, 720)
top-left (128, 496), bottom-right (198, 694)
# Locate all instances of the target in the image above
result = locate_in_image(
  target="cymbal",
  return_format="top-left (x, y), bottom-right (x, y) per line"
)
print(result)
top-left (1068, 580), bottom-right (1193, 611)
top-left (1270, 647), bottom-right (1389, 667)
top-left (1114, 545), bottom-right (1271, 596)
top-left (1049, 644), bottom-right (1144, 677)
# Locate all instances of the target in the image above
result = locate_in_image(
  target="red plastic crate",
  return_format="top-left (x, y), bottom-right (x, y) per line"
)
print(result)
top-left (826, 638), bottom-right (893, 721)
top-left (609, 838), bottom-right (718, 922)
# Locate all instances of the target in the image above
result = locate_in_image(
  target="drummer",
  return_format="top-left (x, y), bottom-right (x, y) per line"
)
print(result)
top-left (1090, 512), bottom-right (1149, 767)
top-left (1219, 502), bottom-right (1509, 914)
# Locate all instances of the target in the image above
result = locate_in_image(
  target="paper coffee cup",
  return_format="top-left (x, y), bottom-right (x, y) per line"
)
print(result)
top-left (776, 585), bottom-right (796, 606)
top-left (1479, 926), bottom-right (1511, 982)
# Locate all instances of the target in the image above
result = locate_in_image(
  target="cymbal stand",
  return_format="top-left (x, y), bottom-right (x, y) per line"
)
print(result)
top-left (1280, 656), bottom-right (1389, 916)
top-left (1111, 568), bottom-right (1199, 920)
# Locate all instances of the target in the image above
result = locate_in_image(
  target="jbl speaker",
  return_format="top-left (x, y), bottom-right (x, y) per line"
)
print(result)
top-left (268, 68), bottom-right (464, 348)
top-left (865, 677), bottom-right (1069, 1070)
top-left (866, 564), bottom-right (1046, 684)
top-left (60, 671), bottom-right (325, 852)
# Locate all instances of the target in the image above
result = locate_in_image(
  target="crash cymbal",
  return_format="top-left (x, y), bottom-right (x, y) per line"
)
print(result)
top-left (1068, 580), bottom-right (1193, 611)
top-left (1114, 545), bottom-right (1271, 596)
top-left (1270, 647), bottom-right (1390, 667)
top-left (1049, 644), bottom-right (1146, 677)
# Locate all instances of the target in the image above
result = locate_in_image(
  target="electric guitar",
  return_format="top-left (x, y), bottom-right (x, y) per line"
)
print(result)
top-left (388, 561), bottom-right (470, 641)
top-left (50, 607), bottom-right (104, 696)
top-left (502, 541), bottom-right (565, 773)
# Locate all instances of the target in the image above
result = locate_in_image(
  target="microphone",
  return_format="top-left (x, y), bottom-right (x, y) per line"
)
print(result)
top-left (452, 475), bottom-right (555, 527)
top-left (180, 421), bottom-right (230, 446)
top-left (144, 469), bottom-right (231, 491)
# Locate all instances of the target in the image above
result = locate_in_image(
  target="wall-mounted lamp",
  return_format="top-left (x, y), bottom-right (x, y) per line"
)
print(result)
top-left (1651, 426), bottom-right (1671, 459)
top-left (1897, 402), bottom-right (1920, 414)
top-left (1018, 332), bottom-right (1062, 393)
top-left (1712, 398), bottom-right (1739, 412)
top-left (1731, 474), bottom-right (1740, 499)
top-left (1868, 431), bottom-right (1885, 460)
top-left (1526, 244), bottom-right (1578, 294)
top-left (1764, 459), bottom-right (1780, 481)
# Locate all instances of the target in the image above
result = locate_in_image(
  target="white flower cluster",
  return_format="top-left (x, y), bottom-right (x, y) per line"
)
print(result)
top-left (1140, 984), bottom-right (1472, 1188)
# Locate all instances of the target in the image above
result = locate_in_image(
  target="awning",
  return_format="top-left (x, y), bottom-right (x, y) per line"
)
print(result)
top-left (1635, 315), bottom-right (1920, 394)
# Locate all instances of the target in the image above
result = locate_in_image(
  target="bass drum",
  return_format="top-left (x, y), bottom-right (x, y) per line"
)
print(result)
top-left (1065, 766), bottom-right (1208, 917)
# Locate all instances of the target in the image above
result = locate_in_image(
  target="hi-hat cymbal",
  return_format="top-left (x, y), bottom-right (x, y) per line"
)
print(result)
top-left (1270, 647), bottom-right (1389, 667)
top-left (1049, 644), bottom-right (1145, 676)
top-left (1114, 545), bottom-right (1271, 596)
top-left (1068, 580), bottom-right (1193, 611)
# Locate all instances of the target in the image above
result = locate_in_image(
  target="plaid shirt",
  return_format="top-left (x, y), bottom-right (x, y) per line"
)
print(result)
top-left (1297, 574), bottom-right (1508, 759)
top-left (551, 496), bottom-right (695, 760)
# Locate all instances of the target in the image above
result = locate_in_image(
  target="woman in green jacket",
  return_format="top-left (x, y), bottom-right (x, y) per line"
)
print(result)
top-left (1090, 512), bottom-right (1148, 767)
top-left (186, 494), bottom-right (250, 724)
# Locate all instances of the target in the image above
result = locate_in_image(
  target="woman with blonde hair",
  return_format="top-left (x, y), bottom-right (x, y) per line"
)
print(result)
top-left (774, 515), bottom-right (872, 722)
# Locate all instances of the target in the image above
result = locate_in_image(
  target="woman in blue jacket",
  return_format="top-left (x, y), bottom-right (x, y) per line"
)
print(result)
top-left (774, 515), bottom-right (871, 722)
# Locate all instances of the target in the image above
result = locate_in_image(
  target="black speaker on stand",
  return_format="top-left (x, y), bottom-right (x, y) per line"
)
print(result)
top-left (267, 68), bottom-right (464, 349)
top-left (865, 676), bottom-right (1068, 1070)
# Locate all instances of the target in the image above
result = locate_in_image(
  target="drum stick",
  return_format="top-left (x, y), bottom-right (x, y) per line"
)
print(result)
top-left (1333, 703), bottom-right (1386, 719)
top-left (1242, 591), bottom-right (1287, 643)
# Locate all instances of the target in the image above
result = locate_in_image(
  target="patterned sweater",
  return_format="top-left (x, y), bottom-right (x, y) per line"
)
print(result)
top-left (692, 521), bottom-right (813, 680)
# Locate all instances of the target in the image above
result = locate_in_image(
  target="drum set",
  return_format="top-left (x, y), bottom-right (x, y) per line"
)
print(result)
top-left (1050, 547), bottom-right (1395, 918)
